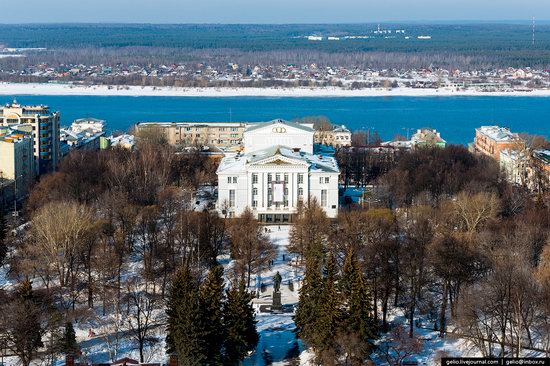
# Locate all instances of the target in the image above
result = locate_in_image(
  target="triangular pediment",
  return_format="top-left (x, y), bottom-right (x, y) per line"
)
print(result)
top-left (249, 153), bottom-right (309, 167)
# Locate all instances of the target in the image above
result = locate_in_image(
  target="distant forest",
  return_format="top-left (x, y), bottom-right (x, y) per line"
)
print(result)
top-left (1, 23), bottom-right (550, 69)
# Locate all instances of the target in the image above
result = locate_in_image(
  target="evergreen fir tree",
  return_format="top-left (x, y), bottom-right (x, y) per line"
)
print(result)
top-left (13, 278), bottom-right (43, 366)
top-left (59, 322), bottom-right (79, 355)
top-left (339, 248), bottom-right (355, 300)
top-left (222, 280), bottom-right (258, 364)
top-left (345, 250), bottom-right (376, 346)
top-left (294, 254), bottom-right (322, 344)
top-left (199, 265), bottom-right (225, 365)
top-left (166, 266), bottom-right (206, 366)
top-left (312, 253), bottom-right (342, 359)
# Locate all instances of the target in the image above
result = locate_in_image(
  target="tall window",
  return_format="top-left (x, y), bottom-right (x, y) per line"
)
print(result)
top-left (275, 173), bottom-right (280, 182)
top-left (227, 177), bottom-right (232, 184)
top-left (298, 174), bottom-right (304, 184)
top-left (233, 177), bottom-right (238, 183)
top-left (252, 174), bottom-right (258, 184)
top-left (319, 177), bottom-right (323, 184)
top-left (325, 177), bottom-right (330, 184)
top-left (268, 174), bottom-right (272, 183)
top-left (298, 187), bottom-right (304, 196)
top-left (253, 187), bottom-right (258, 196)
top-left (321, 190), bottom-right (327, 207)
top-left (284, 174), bottom-right (289, 183)
top-left (252, 200), bottom-right (258, 208)
top-left (229, 190), bottom-right (235, 208)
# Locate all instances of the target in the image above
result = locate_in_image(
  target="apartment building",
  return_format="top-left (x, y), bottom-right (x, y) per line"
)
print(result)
top-left (472, 126), bottom-right (521, 161)
top-left (410, 128), bottom-right (447, 148)
top-left (0, 127), bottom-right (35, 200)
top-left (0, 100), bottom-right (60, 175)
top-left (135, 122), bottom-right (246, 150)
top-left (313, 125), bottom-right (352, 148)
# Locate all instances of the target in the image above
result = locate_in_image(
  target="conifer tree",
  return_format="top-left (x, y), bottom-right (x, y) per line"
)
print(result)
top-left (223, 280), bottom-right (258, 364)
top-left (343, 250), bottom-right (376, 346)
top-left (166, 266), bottom-right (206, 366)
top-left (1, 279), bottom-right (44, 366)
top-left (199, 265), bottom-right (225, 365)
top-left (313, 253), bottom-right (342, 361)
top-left (59, 321), bottom-right (79, 355)
top-left (294, 254), bottom-right (322, 343)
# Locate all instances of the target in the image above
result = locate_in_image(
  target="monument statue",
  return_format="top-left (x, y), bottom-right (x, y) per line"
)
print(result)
top-left (273, 271), bottom-right (282, 293)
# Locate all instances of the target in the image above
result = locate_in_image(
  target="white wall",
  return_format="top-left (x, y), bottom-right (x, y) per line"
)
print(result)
top-left (244, 123), bottom-right (314, 154)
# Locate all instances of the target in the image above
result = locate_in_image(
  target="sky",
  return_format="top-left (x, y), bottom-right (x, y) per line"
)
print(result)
top-left (5, 0), bottom-right (550, 24)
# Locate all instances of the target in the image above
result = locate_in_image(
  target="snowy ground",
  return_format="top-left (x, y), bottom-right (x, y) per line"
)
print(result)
top-left (1, 223), bottom-right (545, 366)
top-left (3, 82), bottom-right (550, 97)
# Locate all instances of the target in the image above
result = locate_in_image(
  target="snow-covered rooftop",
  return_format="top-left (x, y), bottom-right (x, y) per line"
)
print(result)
top-left (217, 145), bottom-right (339, 174)
top-left (477, 125), bottom-right (516, 142)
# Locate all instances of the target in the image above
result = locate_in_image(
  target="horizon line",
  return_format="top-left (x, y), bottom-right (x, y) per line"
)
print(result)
top-left (1, 19), bottom-right (549, 26)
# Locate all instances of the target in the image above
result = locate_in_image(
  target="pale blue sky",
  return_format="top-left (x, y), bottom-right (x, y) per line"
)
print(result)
top-left (6, 0), bottom-right (550, 23)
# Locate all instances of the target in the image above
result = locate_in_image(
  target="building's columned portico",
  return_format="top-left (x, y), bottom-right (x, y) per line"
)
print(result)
top-left (217, 120), bottom-right (340, 219)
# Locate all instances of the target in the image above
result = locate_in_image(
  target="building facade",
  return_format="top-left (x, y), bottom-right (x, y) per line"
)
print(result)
top-left (0, 100), bottom-right (60, 175)
top-left (60, 118), bottom-right (106, 156)
top-left (410, 128), bottom-right (447, 148)
top-left (313, 125), bottom-right (352, 148)
top-left (0, 127), bottom-right (35, 200)
top-left (217, 119), bottom-right (340, 222)
top-left (135, 122), bottom-right (246, 151)
top-left (472, 126), bottom-right (521, 161)
top-left (136, 121), bottom-right (352, 151)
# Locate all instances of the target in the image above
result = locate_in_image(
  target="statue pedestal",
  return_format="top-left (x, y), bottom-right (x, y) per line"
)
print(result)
top-left (272, 291), bottom-right (282, 311)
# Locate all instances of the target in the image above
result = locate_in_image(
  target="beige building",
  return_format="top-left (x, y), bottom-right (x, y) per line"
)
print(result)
top-left (136, 121), bottom-right (352, 150)
top-left (472, 126), bottom-right (522, 162)
top-left (0, 127), bottom-right (35, 200)
top-left (0, 100), bottom-right (60, 175)
top-left (313, 125), bottom-right (352, 147)
top-left (135, 122), bottom-right (246, 151)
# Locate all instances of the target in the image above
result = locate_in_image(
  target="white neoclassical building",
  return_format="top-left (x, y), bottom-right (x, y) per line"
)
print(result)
top-left (217, 119), bottom-right (340, 222)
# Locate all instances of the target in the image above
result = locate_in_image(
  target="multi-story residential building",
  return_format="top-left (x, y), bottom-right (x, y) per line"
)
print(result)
top-left (500, 149), bottom-right (529, 186)
top-left (530, 150), bottom-right (550, 194)
top-left (70, 117), bottom-right (106, 135)
top-left (136, 121), bottom-right (352, 151)
top-left (217, 119), bottom-right (340, 222)
top-left (135, 122), bottom-right (246, 151)
top-left (0, 127), bottom-right (35, 200)
top-left (472, 126), bottom-right (521, 161)
top-left (60, 118), bottom-right (106, 156)
top-left (410, 128), bottom-right (447, 148)
top-left (0, 100), bottom-right (60, 175)
top-left (313, 125), bottom-right (352, 147)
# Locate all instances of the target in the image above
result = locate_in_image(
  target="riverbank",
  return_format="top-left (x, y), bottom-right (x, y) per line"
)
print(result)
top-left (2, 82), bottom-right (550, 97)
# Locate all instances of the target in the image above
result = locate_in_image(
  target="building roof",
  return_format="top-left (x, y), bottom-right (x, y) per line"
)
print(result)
top-left (136, 121), bottom-right (245, 128)
top-left (217, 145), bottom-right (339, 174)
top-left (534, 149), bottom-right (550, 165)
top-left (332, 125), bottom-right (350, 133)
top-left (411, 128), bottom-right (446, 144)
top-left (477, 126), bottom-right (517, 142)
top-left (245, 119), bottom-right (314, 133)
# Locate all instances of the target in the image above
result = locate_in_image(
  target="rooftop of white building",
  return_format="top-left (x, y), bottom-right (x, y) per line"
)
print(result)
top-left (245, 119), bottom-right (314, 133)
top-left (217, 145), bottom-right (339, 174)
top-left (477, 125), bottom-right (517, 142)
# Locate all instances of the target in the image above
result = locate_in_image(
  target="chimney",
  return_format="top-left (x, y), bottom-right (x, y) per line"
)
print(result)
top-left (65, 354), bottom-right (75, 366)
top-left (169, 354), bottom-right (178, 366)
